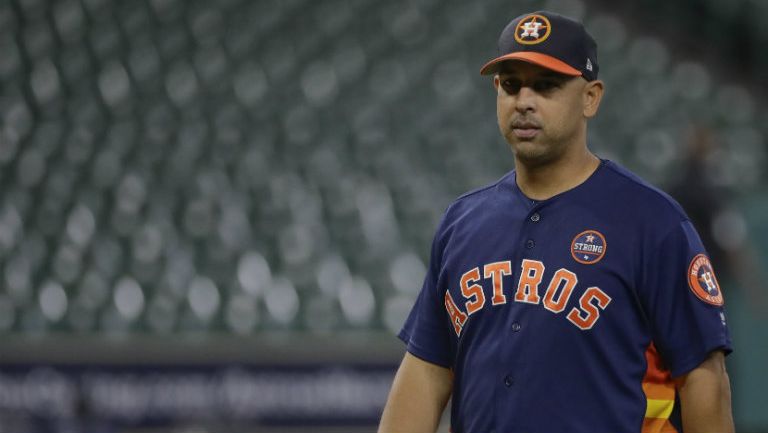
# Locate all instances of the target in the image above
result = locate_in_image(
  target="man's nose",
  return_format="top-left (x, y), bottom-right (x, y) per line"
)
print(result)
top-left (515, 86), bottom-right (537, 113)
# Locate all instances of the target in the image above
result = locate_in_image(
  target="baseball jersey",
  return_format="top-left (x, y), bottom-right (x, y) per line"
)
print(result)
top-left (399, 159), bottom-right (732, 433)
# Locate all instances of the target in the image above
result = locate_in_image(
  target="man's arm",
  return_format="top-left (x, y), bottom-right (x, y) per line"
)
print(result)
top-left (378, 352), bottom-right (453, 433)
top-left (677, 350), bottom-right (735, 433)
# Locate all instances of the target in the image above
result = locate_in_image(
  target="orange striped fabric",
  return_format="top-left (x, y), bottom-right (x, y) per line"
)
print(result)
top-left (642, 343), bottom-right (678, 433)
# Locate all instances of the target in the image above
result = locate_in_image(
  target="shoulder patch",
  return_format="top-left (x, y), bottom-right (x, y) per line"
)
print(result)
top-left (688, 254), bottom-right (724, 306)
top-left (571, 230), bottom-right (606, 264)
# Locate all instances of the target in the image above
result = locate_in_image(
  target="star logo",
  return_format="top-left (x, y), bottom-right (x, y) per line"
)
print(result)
top-left (687, 254), bottom-right (724, 306)
top-left (585, 234), bottom-right (595, 243)
top-left (520, 19), bottom-right (544, 38)
top-left (514, 14), bottom-right (552, 45)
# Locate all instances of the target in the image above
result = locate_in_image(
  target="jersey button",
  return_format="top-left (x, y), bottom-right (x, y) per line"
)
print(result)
top-left (511, 322), bottom-right (521, 332)
top-left (530, 213), bottom-right (540, 222)
top-left (504, 375), bottom-right (514, 387)
top-left (525, 239), bottom-right (535, 249)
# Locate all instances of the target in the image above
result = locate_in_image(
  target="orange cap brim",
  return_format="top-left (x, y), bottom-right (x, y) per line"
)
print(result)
top-left (479, 52), bottom-right (582, 76)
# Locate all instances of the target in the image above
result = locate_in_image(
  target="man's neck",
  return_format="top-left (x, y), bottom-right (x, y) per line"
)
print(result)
top-left (515, 149), bottom-right (601, 201)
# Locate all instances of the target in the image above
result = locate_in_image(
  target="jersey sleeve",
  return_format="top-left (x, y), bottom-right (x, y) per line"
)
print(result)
top-left (639, 219), bottom-right (733, 378)
top-left (397, 220), bottom-right (453, 368)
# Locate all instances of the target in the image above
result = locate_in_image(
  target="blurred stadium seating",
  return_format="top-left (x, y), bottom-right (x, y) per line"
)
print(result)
top-left (0, 0), bottom-right (766, 431)
top-left (1, 0), bottom-right (764, 336)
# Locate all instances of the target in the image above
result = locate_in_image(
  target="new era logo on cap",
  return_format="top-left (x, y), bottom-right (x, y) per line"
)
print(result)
top-left (480, 11), bottom-right (599, 81)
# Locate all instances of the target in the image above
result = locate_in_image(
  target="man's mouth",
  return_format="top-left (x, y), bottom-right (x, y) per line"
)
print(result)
top-left (512, 125), bottom-right (540, 138)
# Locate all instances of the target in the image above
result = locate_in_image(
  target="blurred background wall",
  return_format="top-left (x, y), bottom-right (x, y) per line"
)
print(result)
top-left (0, 0), bottom-right (766, 432)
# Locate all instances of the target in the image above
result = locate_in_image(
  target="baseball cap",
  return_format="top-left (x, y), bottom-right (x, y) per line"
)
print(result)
top-left (480, 11), bottom-right (599, 81)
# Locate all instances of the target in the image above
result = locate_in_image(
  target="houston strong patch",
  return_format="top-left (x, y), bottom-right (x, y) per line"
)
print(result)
top-left (571, 230), bottom-right (606, 264)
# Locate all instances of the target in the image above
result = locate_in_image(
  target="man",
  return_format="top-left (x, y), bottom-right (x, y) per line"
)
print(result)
top-left (378, 11), bottom-right (734, 433)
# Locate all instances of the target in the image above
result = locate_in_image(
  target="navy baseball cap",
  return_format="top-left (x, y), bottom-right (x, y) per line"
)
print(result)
top-left (480, 11), bottom-right (599, 81)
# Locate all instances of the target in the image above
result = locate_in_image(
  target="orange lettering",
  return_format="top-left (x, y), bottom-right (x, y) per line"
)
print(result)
top-left (566, 287), bottom-right (611, 330)
top-left (484, 261), bottom-right (512, 305)
top-left (444, 291), bottom-right (468, 336)
top-left (543, 268), bottom-right (577, 314)
top-left (461, 267), bottom-right (485, 315)
top-left (515, 259), bottom-right (545, 304)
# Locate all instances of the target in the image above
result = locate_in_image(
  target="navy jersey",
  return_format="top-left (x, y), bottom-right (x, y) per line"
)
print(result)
top-left (399, 159), bottom-right (732, 433)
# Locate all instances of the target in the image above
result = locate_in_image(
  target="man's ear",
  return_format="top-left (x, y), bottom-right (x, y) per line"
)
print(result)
top-left (493, 75), bottom-right (500, 92)
top-left (583, 79), bottom-right (604, 118)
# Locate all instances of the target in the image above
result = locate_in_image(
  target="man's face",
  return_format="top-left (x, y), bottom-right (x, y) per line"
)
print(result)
top-left (494, 61), bottom-right (592, 167)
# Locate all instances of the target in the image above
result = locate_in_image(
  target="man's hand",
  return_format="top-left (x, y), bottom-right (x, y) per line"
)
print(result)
top-left (378, 352), bottom-right (453, 433)
top-left (677, 350), bottom-right (735, 433)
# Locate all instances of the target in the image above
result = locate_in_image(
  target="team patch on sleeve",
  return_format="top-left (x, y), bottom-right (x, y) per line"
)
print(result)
top-left (687, 254), bottom-right (724, 306)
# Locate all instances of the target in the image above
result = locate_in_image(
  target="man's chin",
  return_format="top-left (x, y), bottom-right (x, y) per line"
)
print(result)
top-left (511, 145), bottom-right (559, 168)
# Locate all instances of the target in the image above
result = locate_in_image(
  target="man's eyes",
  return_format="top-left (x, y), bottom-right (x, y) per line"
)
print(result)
top-left (501, 80), bottom-right (522, 93)
top-left (502, 79), bottom-right (561, 94)
top-left (533, 80), bottom-right (559, 91)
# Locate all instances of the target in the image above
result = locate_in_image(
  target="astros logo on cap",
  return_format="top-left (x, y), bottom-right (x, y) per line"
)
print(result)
top-left (571, 230), bottom-right (606, 264)
top-left (514, 14), bottom-right (552, 45)
top-left (688, 254), bottom-right (724, 306)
